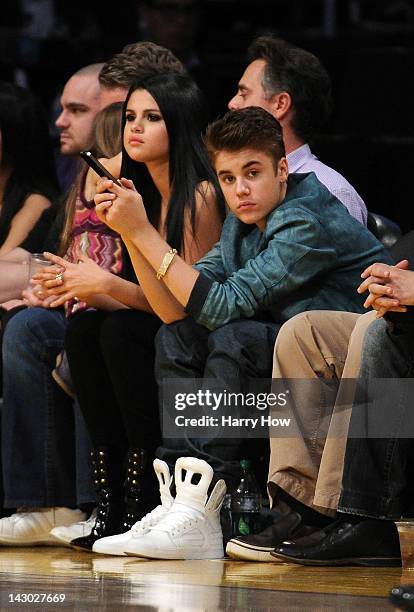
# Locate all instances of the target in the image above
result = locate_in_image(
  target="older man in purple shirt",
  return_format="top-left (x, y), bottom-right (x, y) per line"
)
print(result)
top-left (229, 35), bottom-right (367, 225)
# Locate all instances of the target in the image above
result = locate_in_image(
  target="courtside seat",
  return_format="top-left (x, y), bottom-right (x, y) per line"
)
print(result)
top-left (367, 212), bottom-right (402, 250)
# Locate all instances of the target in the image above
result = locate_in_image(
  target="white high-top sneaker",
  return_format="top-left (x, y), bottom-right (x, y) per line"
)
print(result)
top-left (50, 509), bottom-right (97, 546)
top-left (92, 459), bottom-right (173, 556)
top-left (0, 507), bottom-right (86, 546)
top-left (124, 457), bottom-right (226, 560)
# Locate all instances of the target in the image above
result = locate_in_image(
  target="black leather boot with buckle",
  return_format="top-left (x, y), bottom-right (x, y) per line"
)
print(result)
top-left (71, 447), bottom-right (124, 551)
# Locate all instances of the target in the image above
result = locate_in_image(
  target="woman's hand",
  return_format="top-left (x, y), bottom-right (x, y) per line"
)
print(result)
top-left (94, 177), bottom-right (149, 237)
top-left (31, 252), bottom-right (112, 308)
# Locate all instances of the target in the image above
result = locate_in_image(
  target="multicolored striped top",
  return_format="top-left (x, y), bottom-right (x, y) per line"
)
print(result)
top-left (64, 170), bottom-right (123, 316)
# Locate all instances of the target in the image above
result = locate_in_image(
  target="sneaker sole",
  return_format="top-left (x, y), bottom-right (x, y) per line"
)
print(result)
top-left (93, 535), bottom-right (132, 557)
top-left (0, 536), bottom-right (63, 547)
top-left (70, 544), bottom-right (94, 552)
top-left (50, 531), bottom-right (84, 545)
top-left (49, 535), bottom-right (74, 545)
top-left (271, 552), bottom-right (401, 567)
top-left (226, 540), bottom-right (280, 562)
top-left (93, 547), bottom-right (127, 557)
top-left (125, 548), bottom-right (224, 560)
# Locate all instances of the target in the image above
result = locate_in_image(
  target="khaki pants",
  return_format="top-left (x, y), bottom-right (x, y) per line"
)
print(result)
top-left (268, 310), bottom-right (377, 516)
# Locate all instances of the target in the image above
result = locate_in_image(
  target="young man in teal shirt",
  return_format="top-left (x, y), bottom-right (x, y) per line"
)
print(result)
top-left (90, 106), bottom-right (392, 558)
top-left (93, 106), bottom-right (391, 481)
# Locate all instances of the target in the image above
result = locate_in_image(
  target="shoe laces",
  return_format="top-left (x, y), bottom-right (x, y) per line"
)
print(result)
top-left (131, 505), bottom-right (165, 533)
top-left (153, 507), bottom-right (201, 536)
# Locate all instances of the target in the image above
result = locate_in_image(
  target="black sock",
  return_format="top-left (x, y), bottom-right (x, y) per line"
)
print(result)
top-left (273, 489), bottom-right (334, 528)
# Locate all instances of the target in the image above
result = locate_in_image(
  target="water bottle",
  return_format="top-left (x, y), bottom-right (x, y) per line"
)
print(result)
top-left (230, 459), bottom-right (262, 537)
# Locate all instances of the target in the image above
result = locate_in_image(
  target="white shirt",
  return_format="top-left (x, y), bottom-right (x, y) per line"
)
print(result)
top-left (287, 144), bottom-right (367, 225)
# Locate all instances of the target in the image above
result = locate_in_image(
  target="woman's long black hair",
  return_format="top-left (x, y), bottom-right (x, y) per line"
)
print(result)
top-left (120, 73), bottom-right (226, 255)
top-left (0, 82), bottom-right (60, 247)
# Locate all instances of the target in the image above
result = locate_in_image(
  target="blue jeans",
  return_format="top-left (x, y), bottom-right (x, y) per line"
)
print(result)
top-left (339, 317), bottom-right (414, 519)
top-left (2, 308), bottom-right (94, 508)
top-left (154, 318), bottom-right (280, 490)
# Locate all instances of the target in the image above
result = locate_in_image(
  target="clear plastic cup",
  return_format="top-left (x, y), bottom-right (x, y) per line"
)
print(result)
top-left (396, 520), bottom-right (414, 568)
top-left (28, 253), bottom-right (51, 287)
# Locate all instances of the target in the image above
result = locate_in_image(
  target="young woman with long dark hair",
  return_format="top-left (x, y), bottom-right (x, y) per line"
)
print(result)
top-left (37, 73), bottom-right (226, 550)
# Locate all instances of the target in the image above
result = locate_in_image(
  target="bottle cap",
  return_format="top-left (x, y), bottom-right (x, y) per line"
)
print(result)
top-left (240, 459), bottom-right (252, 469)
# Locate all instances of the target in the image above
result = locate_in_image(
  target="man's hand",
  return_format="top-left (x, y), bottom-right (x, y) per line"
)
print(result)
top-left (21, 284), bottom-right (57, 309)
top-left (0, 299), bottom-right (25, 311)
top-left (357, 259), bottom-right (414, 317)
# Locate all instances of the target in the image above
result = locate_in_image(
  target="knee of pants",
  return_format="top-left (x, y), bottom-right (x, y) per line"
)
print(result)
top-left (3, 307), bottom-right (61, 363)
top-left (99, 310), bottom-right (160, 352)
top-left (273, 311), bottom-right (328, 362)
top-left (155, 318), bottom-right (202, 357)
top-left (207, 322), bottom-right (242, 352)
top-left (65, 311), bottom-right (101, 357)
top-left (360, 317), bottom-right (387, 356)
top-left (99, 311), bottom-right (129, 350)
top-left (273, 312), bottom-right (308, 351)
top-left (207, 320), bottom-right (279, 370)
top-left (154, 318), bottom-right (209, 382)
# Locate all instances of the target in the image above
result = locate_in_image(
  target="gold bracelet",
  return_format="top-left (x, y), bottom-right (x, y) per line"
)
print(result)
top-left (156, 248), bottom-right (178, 280)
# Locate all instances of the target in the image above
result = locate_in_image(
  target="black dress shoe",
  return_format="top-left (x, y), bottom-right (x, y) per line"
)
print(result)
top-left (225, 512), bottom-right (320, 562)
top-left (271, 518), bottom-right (401, 567)
top-left (389, 585), bottom-right (414, 610)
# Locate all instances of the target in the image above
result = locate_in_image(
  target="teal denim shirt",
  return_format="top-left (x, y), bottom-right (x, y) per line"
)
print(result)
top-left (186, 172), bottom-right (393, 331)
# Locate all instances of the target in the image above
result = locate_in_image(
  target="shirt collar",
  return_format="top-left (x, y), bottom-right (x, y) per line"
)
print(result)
top-left (286, 143), bottom-right (315, 172)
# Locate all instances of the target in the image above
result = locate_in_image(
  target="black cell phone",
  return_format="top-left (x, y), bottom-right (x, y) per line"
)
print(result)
top-left (79, 150), bottom-right (121, 185)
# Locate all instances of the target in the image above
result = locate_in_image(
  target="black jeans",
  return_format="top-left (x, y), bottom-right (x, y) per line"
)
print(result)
top-left (65, 309), bottom-right (162, 454)
top-left (339, 317), bottom-right (414, 519)
top-left (154, 317), bottom-right (280, 490)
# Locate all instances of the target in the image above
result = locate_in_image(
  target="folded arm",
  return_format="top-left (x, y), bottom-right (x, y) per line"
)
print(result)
top-left (0, 194), bottom-right (51, 257)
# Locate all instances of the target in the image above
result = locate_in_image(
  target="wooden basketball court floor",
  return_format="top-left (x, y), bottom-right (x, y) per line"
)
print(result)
top-left (0, 547), bottom-right (409, 610)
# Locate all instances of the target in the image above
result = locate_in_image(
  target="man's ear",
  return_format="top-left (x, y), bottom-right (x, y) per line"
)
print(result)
top-left (270, 92), bottom-right (292, 122)
top-left (278, 157), bottom-right (289, 183)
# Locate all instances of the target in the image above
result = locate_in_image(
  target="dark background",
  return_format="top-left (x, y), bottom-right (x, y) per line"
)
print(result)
top-left (1, 0), bottom-right (413, 232)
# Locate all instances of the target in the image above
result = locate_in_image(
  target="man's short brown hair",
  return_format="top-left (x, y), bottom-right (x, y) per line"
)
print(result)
top-left (99, 41), bottom-right (185, 89)
top-left (247, 35), bottom-right (332, 141)
top-left (205, 107), bottom-right (286, 170)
